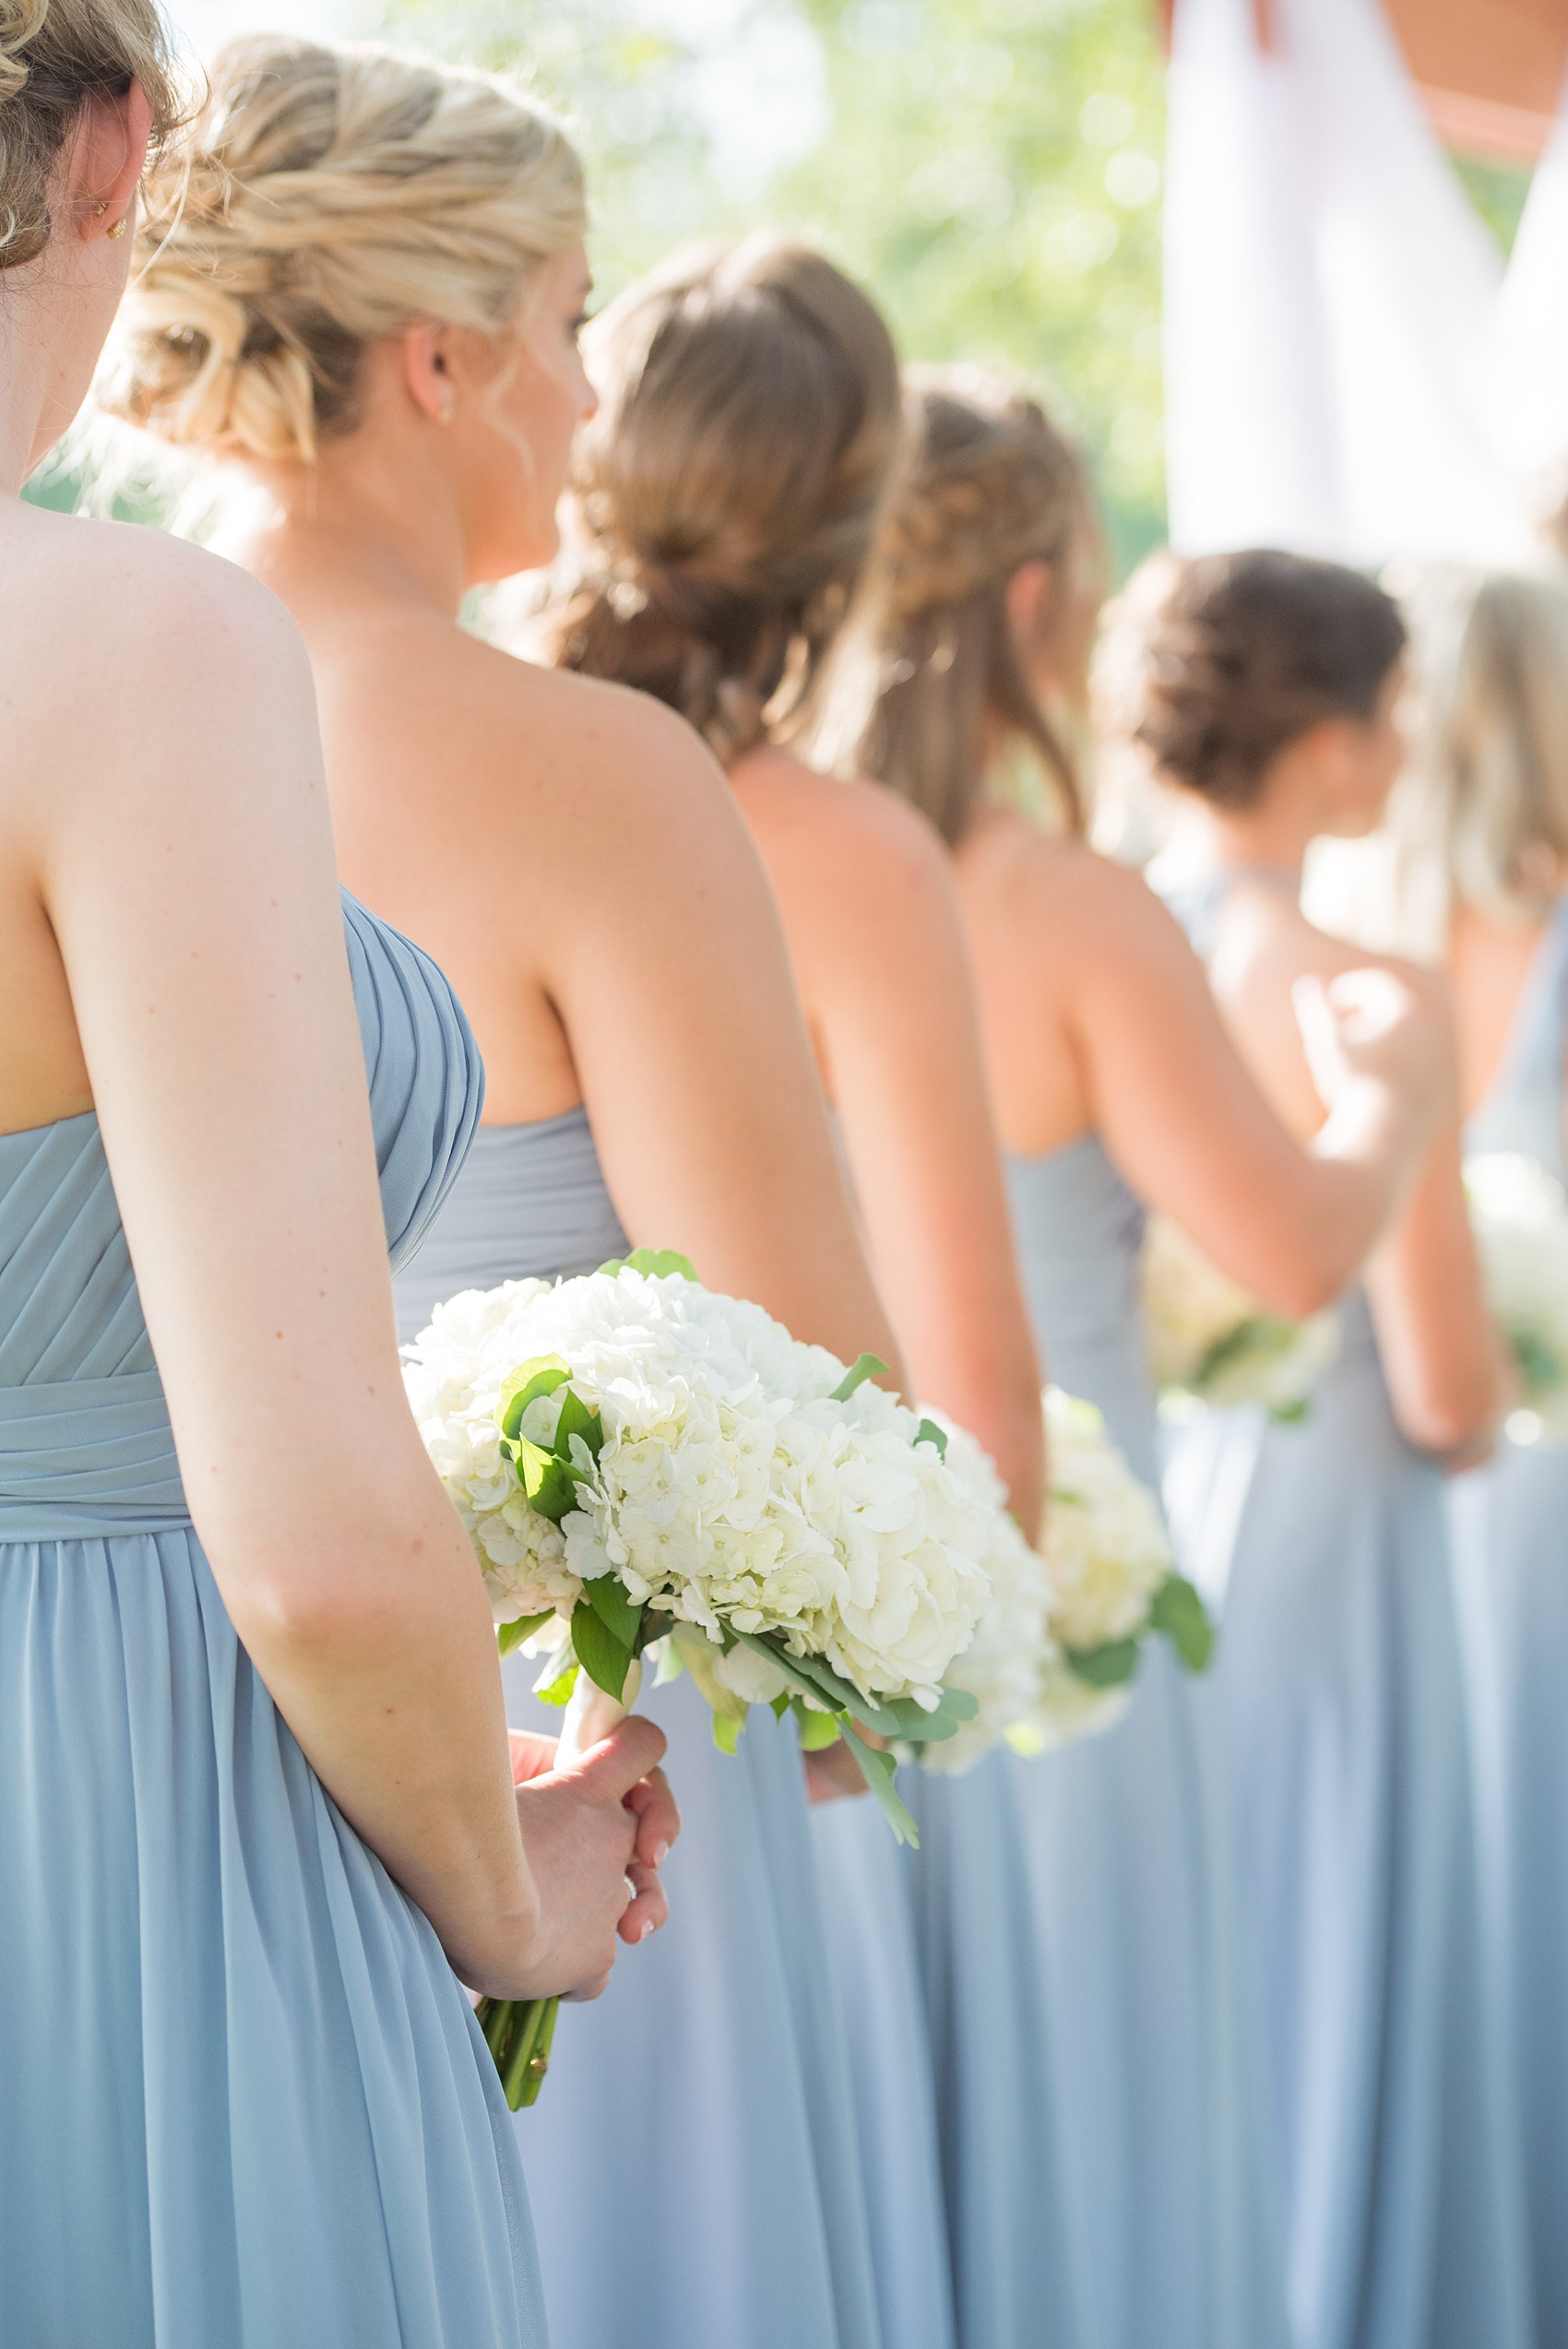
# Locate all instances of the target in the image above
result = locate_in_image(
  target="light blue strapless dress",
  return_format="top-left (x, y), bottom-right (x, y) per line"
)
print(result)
top-left (394, 1114), bottom-right (886, 2349)
top-left (0, 895), bottom-right (548, 2349)
top-left (1159, 872), bottom-right (1528, 2349)
top-left (1004, 1134), bottom-right (1291, 2349)
top-left (1449, 893), bottom-right (1568, 2346)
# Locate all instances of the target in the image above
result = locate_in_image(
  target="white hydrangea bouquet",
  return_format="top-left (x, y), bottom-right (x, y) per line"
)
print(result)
top-left (1142, 1213), bottom-right (1340, 1423)
top-left (402, 1249), bottom-right (997, 2105)
top-left (1465, 1153), bottom-right (1568, 1443)
top-left (909, 1392), bottom-right (1214, 1774)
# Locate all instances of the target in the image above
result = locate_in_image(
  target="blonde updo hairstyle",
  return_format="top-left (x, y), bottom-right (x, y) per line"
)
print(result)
top-left (1388, 566), bottom-right (1568, 942)
top-left (0, 0), bottom-right (179, 269)
top-left (101, 34), bottom-right (585, 464)
top-left (819, 368), bottom-right (1094, 842)
top-left (543, 236), bottom-right (903, 770)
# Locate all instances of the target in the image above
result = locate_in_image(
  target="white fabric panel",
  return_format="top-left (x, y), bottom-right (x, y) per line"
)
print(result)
top-left (1164, 0), bottom-right (1525, 564)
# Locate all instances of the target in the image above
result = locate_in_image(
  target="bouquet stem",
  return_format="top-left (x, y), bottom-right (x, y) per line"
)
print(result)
top-left (479, 1659), bottom-right (640, 2111)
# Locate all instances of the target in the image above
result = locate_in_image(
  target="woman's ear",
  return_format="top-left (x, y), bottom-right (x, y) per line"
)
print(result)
top-left (71, 79), bottom-right (153, 240)
top-left (402, 323), bottom-right (457, 425)
top-left (1004, 558), bottom-right (1058, 658)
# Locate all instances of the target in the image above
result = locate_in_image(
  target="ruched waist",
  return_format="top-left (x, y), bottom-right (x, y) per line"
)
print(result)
top-left (0, 1370), bottom-right (190, 1539)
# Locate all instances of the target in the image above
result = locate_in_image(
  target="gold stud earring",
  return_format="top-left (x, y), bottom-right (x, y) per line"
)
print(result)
top-left (92, 199), bottom-right (109, 218)
top-left (107, 217), bottom-right (126, 240)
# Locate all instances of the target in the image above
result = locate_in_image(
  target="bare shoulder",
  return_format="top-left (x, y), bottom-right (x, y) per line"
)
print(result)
top-left (407, 628), bottom-right (744, 848)
top-left (731, 747), bottom-right (953, 902)
top-left (19, 509), bottom-right (299, 661)
top-left (958, 819), bottom-right (1188, 976)
top-left (2, 515), bottom-right (314, 833)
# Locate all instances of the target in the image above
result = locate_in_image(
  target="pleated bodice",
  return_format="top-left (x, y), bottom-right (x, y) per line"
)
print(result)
top-left (0, 893), bottom-right (481, 1541)
top-left (393, 1107), bottom-right (627, 1343)
top-left (1005, 1132), bottom-right (1158, 1487)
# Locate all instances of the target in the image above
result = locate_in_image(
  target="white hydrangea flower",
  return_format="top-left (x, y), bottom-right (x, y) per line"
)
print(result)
top-left (1042, 1388), bottom-right (1173, 1652)
top-left (914, 1417), bottom-right (1055, 1774)
top-left (1466, 1152), bottom-right (1568, 1443)
top-left (1142, 1213), bottom-right (1339, 1417)
top-left (403, 1265), bottom-right (993, 1720)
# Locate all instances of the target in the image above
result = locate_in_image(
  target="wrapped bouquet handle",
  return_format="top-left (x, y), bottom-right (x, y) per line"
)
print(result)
top-left (478, 1658), bottom-right (644, 2111)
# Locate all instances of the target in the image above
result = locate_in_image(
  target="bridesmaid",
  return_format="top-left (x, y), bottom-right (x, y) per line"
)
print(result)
top-left (1107, 549), bottom-right (1527, 2349)
top-left (532, 241), bottom-right (1106, 2349)
top-left (825, 371), bottom-right (1448, 2349)
top-left (0, 8), bottom-right (672, 2345)
top-left (1378, 565), bottom-right (1568, 2349)
top-left (110, 41), bottom-right (905, 2349)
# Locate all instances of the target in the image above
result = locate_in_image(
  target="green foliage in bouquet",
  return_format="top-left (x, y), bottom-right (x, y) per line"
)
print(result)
top-left (1058, 1568), bottom-right (1213, 1689)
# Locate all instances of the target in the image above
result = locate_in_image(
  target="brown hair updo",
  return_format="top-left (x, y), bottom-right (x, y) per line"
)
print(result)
top-left (0, 0), bottom-right (179, 269)
top-left (1107, 547), bottom-right (1407, 809)
top-left (542, 236), bottom-right (903, 770)
top-left (819, 367), bottom-right (1093, 842)
top-left (101, 35), bottom-right (585, 463)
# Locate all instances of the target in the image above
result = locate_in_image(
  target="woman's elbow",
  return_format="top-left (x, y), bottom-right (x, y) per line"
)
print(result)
top-left (1388, 1359), bottom-right (1502, 1458)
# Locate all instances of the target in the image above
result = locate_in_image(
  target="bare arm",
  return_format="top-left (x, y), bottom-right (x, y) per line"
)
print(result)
top-left (536, 697), bottom-right (909, 1388)
top-left (28, 537), bottom-right (649, 1998)
top-left (978, 848), bottom-right (1443, 1320)
top-left (1363, 1130), bottom-right (1504, 1456)
top-left (743, 767), bottom-right (1045, 1529)
top-left (1199, 890), bottom-right (1498, 1453)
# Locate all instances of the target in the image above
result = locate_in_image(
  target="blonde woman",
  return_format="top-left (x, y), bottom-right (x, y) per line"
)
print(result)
top-left (1113, 550), bottom-right (1526, 2349)
top-left (529, 242), bottom-right (1100, 2349)
top-left (1377, 565), bottom-right (1568, 2347)
top-left (827, 372), bottom-right (1458, 2349)
top-left (0, 6), bottom-right (684, 2344)
top-left (107, 41), bottom-right (909, 2349)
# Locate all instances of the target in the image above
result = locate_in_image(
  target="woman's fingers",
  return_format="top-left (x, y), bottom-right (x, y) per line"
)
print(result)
top-left (623, 1764), bottom-right (681, 1868)
top-left (618, 1860), bottom-right (669, 1944)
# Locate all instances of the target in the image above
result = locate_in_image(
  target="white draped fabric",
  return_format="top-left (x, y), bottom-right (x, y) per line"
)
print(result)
top-left (1163, 0), bottom-right (1538, 565)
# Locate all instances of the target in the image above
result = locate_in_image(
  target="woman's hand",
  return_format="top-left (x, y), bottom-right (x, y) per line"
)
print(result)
top-left (1292, 967), bottom-right (1455, 1133)
top-left (485, 1716), bottom-right (679, 1999)
top-left (802, 1735), bottom-right (873, 1806)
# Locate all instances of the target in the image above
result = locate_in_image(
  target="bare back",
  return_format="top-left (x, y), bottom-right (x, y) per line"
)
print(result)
top-left (231, 531), bottom-right (905, 1381)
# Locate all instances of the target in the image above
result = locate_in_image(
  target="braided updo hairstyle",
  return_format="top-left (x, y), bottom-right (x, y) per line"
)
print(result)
top-left (100, 35), bottom-right (585, 464)
top-left (542, 236), bottom-right (902, 770)
top-left (821, 368), bottom-right (1093, 842)
top-left (1106, 547), bottom-right (1407, 809)
top-left (0, 0), bottom-right (179, 269)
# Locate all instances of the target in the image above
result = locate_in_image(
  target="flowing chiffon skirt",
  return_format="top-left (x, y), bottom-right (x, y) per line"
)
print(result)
top-left (1449, 1450), bottom-right (1566, 2344)
top-left (1164, 1312), bottom-right (1529, 2349)
top-left (0, 1529), bottom-right (542, 2349)
top-left (506, 1661), bottom-right (884, 2349)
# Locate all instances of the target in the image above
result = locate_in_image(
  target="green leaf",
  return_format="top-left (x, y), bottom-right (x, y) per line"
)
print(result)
top-left (842, 1725), bottom-right (920, 1845)
top-left (582, 1572), bottom-right (642, 1651)
top-left (569, 1600), bottom-right (636, 1702)
top-left (1148, 1573), bottom-right (1215, 1674)
top-left (770, 1692), bottom-right (792, 1721)
top-left (497, 1357), bottom-right (573, 1443)
top-left (794, 1702), bottom-right (842, 1752)
top-left (1268, 1397), bottom-right (1311, 1426)
top-left (914, 1417), bottom-right (948, 1460)
top-left (651, 1634), bottom-right (684, 1686)
top-left (597, 1247), bottom-right (699, 1283)
top-left (728, 1628), bottom-right (977, 1744)
top-left (536, 1659), bottom-right (578, 1708)
top-left (496, 1608), bottom-right (554, 1658)
top-left (554, 1383), bottom-right (605, 1462)
top-left (712, 1709), bottom-right (744, 1755)
top-left (510, 1437), bottom-right (581, 1524)
top-left (829, 1352), bottom-right (888, 1403)
top-left (1065, 1635), bottom-right (1142, 1689)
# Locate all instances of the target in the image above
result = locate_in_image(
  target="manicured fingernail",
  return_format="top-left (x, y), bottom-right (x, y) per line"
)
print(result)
top-left (640, 1919), bottom-right (654, 1941)
top-left (653, 1841), bottom-right (670, 1868)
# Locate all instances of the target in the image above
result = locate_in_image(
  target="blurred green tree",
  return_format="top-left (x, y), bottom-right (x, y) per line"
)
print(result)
top-left (368, 0), bottom-right (1169, 570)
